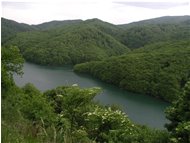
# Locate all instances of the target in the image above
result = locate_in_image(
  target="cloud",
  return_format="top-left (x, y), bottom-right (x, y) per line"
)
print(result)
top-left (114, 1), bottom-right (189, 9)
top-left (2, 1), bottom-right (35, 10)
top-left (2, 0), bottom-right (190, 24)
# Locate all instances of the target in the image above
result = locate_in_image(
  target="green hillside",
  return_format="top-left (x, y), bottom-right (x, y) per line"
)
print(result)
top-left (79, 16), bottom-right (190, 49)
top-left (1, 18), bottom-right (36, 44)
top-left (84, 18), bottom-right (122, 38)
top-left (1, 18), bottom-right (83, 44)
top-left (74, 40), bottom-right (190, 102)
top-left (6, 21), bottom-right (129, 65)
top-left (117, 18), bottom-right (190, 48)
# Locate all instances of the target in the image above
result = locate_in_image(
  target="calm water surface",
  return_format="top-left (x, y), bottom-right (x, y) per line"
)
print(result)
top-left (14, 62), bottom-right (169, 129)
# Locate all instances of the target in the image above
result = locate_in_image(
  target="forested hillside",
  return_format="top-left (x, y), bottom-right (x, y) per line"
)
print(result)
top-left (2, 18), bottom-right (121, 43)
top-left (117, 16), bottom-right (190, 48)
top-left (5, 22), bottom-right (129, 65)
top-left (2, 16), bottom-right (190, 65)
top-left (1, 18), bottom-right (36, 44)
top-left (74, 40), bottom-right (190, 102)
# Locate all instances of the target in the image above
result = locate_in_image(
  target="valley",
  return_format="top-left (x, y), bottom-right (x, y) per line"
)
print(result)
top-left (2, 15), bottom-right (190, 142)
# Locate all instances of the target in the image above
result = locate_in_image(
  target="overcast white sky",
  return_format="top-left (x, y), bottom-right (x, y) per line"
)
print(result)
top-left (1, 0), bottom-right (190, 25)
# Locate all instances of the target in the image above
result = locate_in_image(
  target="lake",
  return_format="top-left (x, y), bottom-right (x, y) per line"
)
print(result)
top-left (14, 62), bottom-right (169, 129)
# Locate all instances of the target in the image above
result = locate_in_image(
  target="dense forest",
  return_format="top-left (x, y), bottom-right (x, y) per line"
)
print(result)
top-left (74, 40), bottom-right (190, 102)
top-left (2, 16), bottom-right (190, 142)
top-left (118, 23), bottom-right (190, 49)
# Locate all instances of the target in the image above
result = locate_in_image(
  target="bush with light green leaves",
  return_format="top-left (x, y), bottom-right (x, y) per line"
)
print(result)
top-left (165, 81), bottom-right (190, 143)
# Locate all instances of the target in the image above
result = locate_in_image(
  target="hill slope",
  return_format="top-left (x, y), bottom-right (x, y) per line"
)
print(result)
top-left (6, 20), bottom-right (130, 65)
top-left (117, 16), bottom-right (190, 49)
top-left (1, 18), bottom-right (36, 44)
top-left (74, 40), bottom-right (190, 102)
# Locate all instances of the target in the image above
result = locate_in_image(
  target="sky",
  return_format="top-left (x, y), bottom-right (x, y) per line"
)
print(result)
top-left (1, 0), bottom-right (190, 25)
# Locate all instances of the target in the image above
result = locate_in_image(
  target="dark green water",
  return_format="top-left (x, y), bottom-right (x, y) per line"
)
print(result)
top-left (14, 62), bottom-right (169, 129)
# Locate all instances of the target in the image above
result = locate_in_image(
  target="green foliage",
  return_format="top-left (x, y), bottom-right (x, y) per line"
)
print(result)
top-left (1, 47), bottom-right (56, 142)
top-left (49, 86), bottom-right (169, 143)
top-left (2, 80), bottom-right (169, 143)
top-left (74, 40), bottom-right (190, 102)
top-left (165, 82), bottom-right (190, 143)
top-left (21, 83), bottom-right (56, 124)
top-left (1, 83), bottom-right (56, 142)
top-left (2, 122), bottom-right (41, 143)
top-left (84, 106), bottom-right (139, 142)
top-left (1, 45), bottom-right (24, 75)
top-left (2, 83), bottom-right (170, 143)
top-left (1, 45), bottom-right (24, 94)
top-left (44, 86), bottom-right (101, 113)
top-left (1, 84), bottom-right (43, 143)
